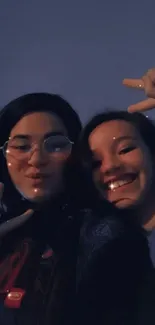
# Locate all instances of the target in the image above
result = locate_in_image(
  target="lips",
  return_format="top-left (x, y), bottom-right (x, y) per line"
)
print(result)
top-left (26, 173), bottom-right (48, 179)
top-left (103, 173), bottom-right (137, 191)
top-left (26, 173), bottom-right (50, 186)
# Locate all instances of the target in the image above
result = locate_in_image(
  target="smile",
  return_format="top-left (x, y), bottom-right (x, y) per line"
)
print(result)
top-left (104, 174), bottom-right (137, 191)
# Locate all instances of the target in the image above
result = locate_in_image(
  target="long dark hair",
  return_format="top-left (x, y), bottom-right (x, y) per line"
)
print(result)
top-left (0, 93), bottom-right (82, 212)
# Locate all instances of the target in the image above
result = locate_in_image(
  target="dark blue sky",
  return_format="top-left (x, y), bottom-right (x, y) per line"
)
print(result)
top-left (0, 0), bottom-right (155, 122)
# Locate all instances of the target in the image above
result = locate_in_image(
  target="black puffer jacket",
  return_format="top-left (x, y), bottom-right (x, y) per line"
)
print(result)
top-left (76, 210), bottom-right (152, 325)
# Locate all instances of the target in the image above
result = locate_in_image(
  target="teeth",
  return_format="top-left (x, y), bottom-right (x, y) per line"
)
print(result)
top-left (108, 180), bottom-right (130, 190)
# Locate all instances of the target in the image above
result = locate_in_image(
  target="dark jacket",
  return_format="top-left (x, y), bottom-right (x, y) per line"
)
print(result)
top-left (0, 195), bottom-right (82, 325)
top-left (76, 209), bottom-right (152, 325)
top-left (135, 265), bottom-right (155, 324)
top-left (0, 195), bottom-right (152, 325)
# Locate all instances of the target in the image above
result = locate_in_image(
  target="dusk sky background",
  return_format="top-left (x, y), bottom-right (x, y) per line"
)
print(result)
top-left (0, 0), bottom-right (155, 123)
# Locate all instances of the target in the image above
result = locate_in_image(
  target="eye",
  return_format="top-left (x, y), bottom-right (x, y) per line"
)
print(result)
top-left (10, 144), bottom-right (31, 152)
top-left (7, 138), bottom-right (31, 152)
top-left (119, 146), bottom-right (136, 154)
top-left (15, 145), bottom-right (30, 151)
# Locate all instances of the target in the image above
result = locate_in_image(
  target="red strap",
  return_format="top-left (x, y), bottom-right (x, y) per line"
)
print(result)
top-left (0, 239), bottom-right (30, 294)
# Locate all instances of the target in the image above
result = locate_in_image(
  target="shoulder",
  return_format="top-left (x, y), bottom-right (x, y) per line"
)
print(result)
top-left (79, 208), bottom-right (139, 247)
top-left (77, 208), bottom-right (149, 272)
top-left (77, 209), bottom-right (150, 288)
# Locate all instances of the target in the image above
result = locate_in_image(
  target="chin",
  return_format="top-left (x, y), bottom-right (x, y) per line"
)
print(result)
top-left (114, 197), bottom-right (143, 210)
top-left (114, 199), bottom-right (135, 209)
top-left (28, 195), bottom-right (48, 203)
top-left (17, 187), bottom-right (52, 203)
top-left (29, 191), bottom-right (52, 203)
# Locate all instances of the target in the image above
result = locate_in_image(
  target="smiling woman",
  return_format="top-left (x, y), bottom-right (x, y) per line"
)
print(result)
top-left (79, 110), bottom-right (155, 226)
top-left (88, 118), bottom-right (152, 210)
top-left (77, 110), bottom-right (155, 324)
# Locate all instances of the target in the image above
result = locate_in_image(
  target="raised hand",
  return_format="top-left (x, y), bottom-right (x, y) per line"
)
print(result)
top-left (0, 183), bottom-right (34, 238)
top-left (122, 68), bottom-right (155, 113)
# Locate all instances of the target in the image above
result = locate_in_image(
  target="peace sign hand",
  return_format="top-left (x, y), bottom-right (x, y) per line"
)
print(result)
top-left (0, 183), bottom-right (34, 239)
top-left (123, 68), bottom-right (155, 113)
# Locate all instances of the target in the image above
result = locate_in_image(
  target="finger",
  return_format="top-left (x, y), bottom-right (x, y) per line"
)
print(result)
top-left (0, 183), bottom-right (4, 200)
top-left (0, 209), bottom-right (34, 238)
top-left (128, 98), bottom-right (155, 113)
top-left (143, 75), bottom-right (155, 98)
top-left (122, 78), bottom-right (144, 89)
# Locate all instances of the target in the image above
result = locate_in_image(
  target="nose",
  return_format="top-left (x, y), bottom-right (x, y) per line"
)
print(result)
top-left (28, 147), bottom-right (48, 167)
top-left (99, 154), bottom-right (121, 175)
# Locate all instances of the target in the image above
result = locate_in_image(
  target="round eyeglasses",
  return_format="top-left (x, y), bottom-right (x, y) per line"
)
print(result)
top-left (0, 135), bottom-right (74, 161)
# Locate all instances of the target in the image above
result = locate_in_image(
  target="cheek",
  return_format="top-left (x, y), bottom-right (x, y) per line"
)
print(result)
top-left (139, 155), bottom-right (154, 188)
top-left (6, 160), bottom-right (25, 190)
top-left (132, 149), bottom-right (152, 174)
top-left (48, 156), bottom-right (68, 173)
top-left (122, 149), bottom-right (151, 173)
top-left (123, 150), bottom-right (154, 191)
top-left (7, 159), bottom-right (23, 178)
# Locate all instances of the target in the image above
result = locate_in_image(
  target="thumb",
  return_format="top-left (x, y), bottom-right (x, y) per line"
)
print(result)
top-left (128, 98), bottom-right (155, 113)
top-left (0, 209), bottom-right (34, 238)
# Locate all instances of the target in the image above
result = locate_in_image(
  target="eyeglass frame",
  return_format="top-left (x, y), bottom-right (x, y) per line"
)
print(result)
top-left (0, 134), bottom-right (74, 160)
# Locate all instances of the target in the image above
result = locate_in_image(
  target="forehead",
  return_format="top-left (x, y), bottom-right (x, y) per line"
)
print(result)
top-left (89, 119), bottom-right (139, 150)
top-left (10, 111), bottom-right (67, 137)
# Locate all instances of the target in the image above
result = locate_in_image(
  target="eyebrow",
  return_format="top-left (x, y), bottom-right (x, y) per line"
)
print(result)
top-left (91, 135), bottom-right (136, 153)
top-left (113, 135), bottom-right (136, 144)
top-left (11, 131), bottom-right (65, 140)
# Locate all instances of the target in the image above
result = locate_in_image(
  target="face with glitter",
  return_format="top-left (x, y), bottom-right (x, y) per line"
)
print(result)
top-left (5, 112), bottom-right (71, 203)
top-left (88, 119), bottom-right (154, 209)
